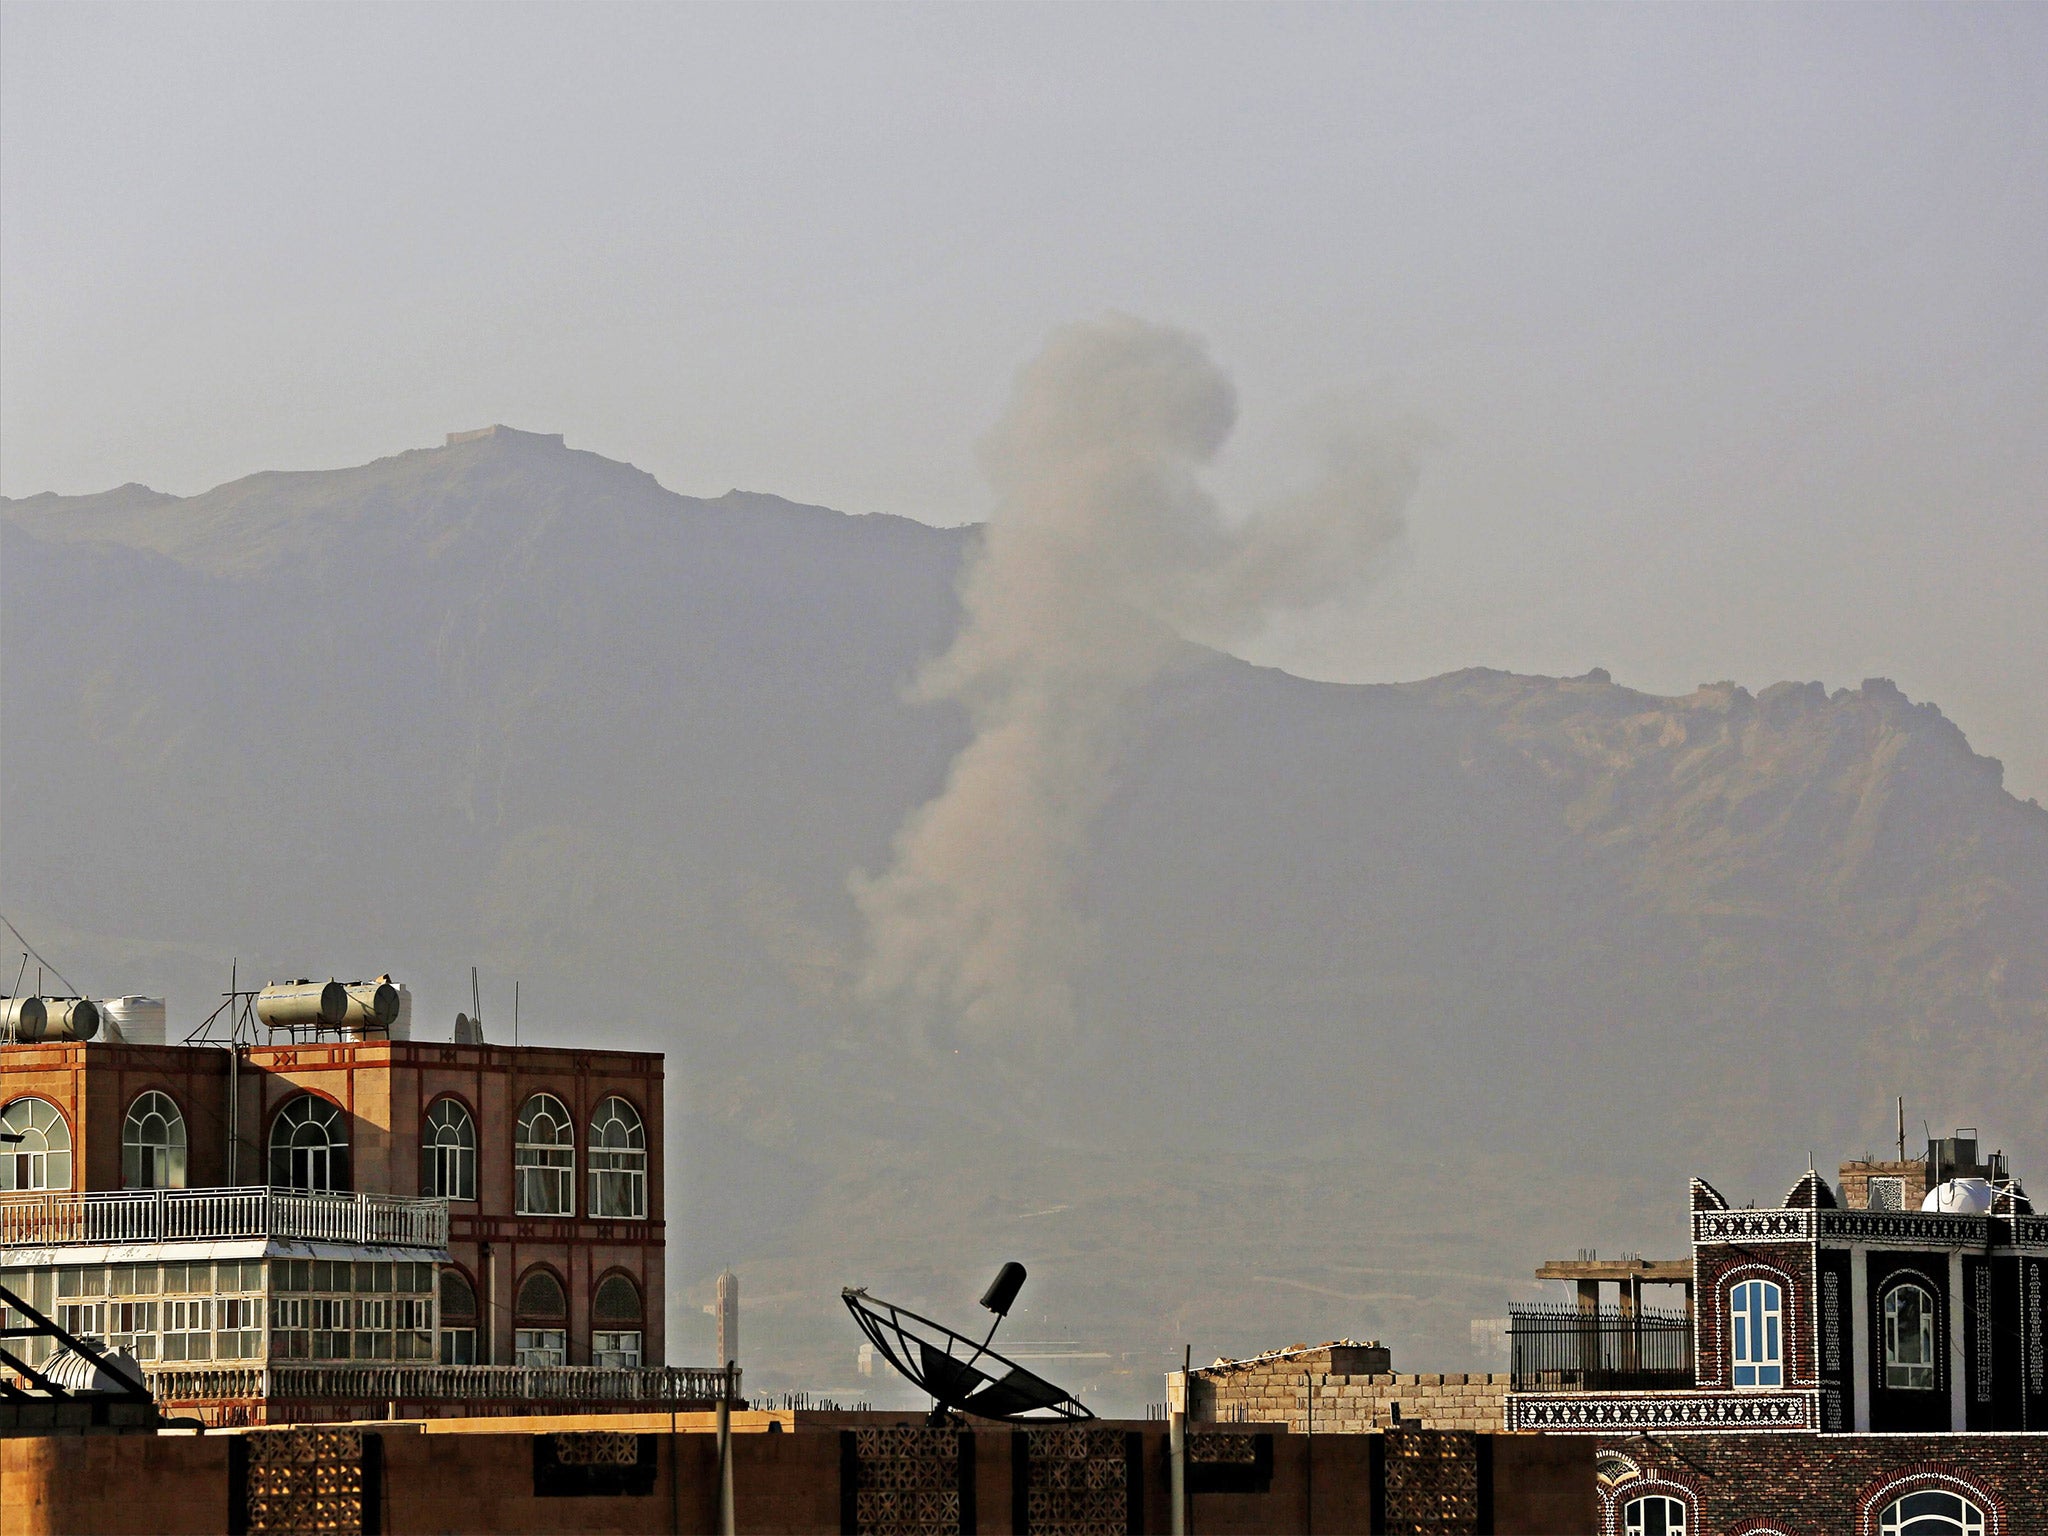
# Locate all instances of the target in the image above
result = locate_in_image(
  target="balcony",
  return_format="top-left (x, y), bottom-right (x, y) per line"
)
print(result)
top-left (143, 1363), bottom-right (740, 1422)
top-left (1507, 1303), bottom-right (1693, 1393)
top-left (0, 1188), bottom-right (449, 1251)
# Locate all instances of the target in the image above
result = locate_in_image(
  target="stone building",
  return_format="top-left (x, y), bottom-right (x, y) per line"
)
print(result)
top-left (1175, 1340), bottom-right (1513, 1435)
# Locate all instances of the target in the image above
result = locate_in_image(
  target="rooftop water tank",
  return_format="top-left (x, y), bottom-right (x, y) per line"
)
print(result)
top-left (97, 996), bottom-right (167, 1046)
top-left (338, 980), bottom-right (401, 1035)
top-left (1, 997), bottom-right (47, 1042)
top-left (1921, 1178), bottom-right (1993, 1214)
top-left (256, 980), bottom-right (349, 1031)
top-left (1, 997), bottom-right (101, 1042)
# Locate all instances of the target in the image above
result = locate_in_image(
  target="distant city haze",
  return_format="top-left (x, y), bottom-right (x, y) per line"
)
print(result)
top-left (3, 5), bottom-right (2043, 797)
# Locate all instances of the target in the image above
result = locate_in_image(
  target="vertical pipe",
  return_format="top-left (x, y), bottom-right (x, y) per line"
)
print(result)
top-left (228, 962), bottom-right (240, 1185)
top-left (480, 1242), bottom-right (494, 1365)
top-left (718, 1362), bottom-right (737, 1536)
top-left (1303, 1368), bottom-right (1313, 1536)
top-left (1168, 1409), bottom-right (1187, 1536)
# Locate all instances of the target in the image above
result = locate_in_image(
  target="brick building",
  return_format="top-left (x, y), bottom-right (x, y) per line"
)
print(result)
top-left (1509, 1135), bottom-right (2044, 1438)
top-left (1589, 1431), bottom-right (2043, 1536)
top-left (0, 989), bottom-right (727, 1424)
top-left (1503, 1130), bottom-right (2044, 1534)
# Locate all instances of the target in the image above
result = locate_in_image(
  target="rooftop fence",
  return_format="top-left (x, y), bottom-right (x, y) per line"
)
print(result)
top-left (144, 1362), bottom-right (738, 1407)
top-left (1507, 1303), bottom-right (1693, 1392)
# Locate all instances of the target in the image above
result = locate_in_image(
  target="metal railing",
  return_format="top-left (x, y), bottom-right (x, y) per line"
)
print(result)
top-left (0, 1188), bottom-right (449, 1249)
top-left (1507, 1304), bottom-right (1692, 1392)
top-left (144, 1362), bottom-right (739, 1406)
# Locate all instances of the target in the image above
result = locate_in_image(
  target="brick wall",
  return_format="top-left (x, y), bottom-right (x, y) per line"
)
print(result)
top-left (1691, 1240), bottom-right (1816, 1391)
top-left (1184, 1346), bottom-right (1510, 1433)
top-left (1837, 1158), bottom-right (1928, 1211)
top-left (1597, 1431), bottom-right (2046, 1535)
top-left (0, 1417), bottom-right (1591, 1536)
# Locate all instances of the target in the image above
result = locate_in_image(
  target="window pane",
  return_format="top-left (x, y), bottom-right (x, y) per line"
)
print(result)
top-left (1884, 1285), bottom-right (1938, 1389)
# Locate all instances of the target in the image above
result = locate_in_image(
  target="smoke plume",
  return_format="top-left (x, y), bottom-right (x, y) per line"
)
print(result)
top-left (853, 315), bottom-right (1416, 1045)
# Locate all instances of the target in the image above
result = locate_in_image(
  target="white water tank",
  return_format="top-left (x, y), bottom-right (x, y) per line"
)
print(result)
top-left (1921, 1178), bottom-right (1993, 1214)
top-left (98, 996), bottom-right (167, 1046)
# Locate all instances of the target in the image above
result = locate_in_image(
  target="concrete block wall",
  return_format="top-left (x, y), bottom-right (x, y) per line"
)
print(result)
top-left (1184, 1348), bottom-right (1510, 1433)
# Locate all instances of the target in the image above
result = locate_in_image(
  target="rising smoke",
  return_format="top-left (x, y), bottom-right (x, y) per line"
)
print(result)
top-left (852, 315), bottom-right (1417, 1046)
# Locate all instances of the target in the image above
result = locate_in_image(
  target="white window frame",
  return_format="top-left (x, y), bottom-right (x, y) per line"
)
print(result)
top-left (592, 1330), bottom-right (643, 1369)
top-left (515, 1094), bottom-right (575, 1216)
top-left (1877, 1490), bottom-right (1986, 1536)
top-left (1623, 1494), bottom-right (1688, 1536)
top-left (269, 1095), bottom-right (349, 1193)
top-left (1883, 1282), bottom-right (1939, 1391)
top-left (122, 1092), bottom-right (188, 1190)
top-left (588, 1096), bottom-right (647, 1219)
top-left (514, 1328), bottom-right (566, 1368)
top-left (1729, 1278), bottom-right (1783, 1388)
top-left (422, 1098), bottom-right (476, 1202)
top-left (1, 1099), bottom-right (72, 1192)
top-left (163, 1297), bottom-right (212, 1361)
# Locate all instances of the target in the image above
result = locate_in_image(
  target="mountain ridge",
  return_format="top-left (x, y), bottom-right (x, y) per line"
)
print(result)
top-left (4, 431), bottom-right (2042, 1408)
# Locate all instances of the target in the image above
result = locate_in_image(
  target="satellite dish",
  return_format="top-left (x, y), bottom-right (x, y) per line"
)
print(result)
top-left (843, 1264), bottom-right (1093, 1423)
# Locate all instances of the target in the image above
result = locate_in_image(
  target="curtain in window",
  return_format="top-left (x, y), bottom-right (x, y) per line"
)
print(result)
top-left (588, 1097), bottom-right (646, 1218)
top-left (515, 1094), bottom-right (574, 1215)
top-left (123, 1092), bottom-right (187, 1189)
top-left (421, 1098), bottom-right (476, 1201)
top-left (1884, 1283), bottom-right (1939, 1390)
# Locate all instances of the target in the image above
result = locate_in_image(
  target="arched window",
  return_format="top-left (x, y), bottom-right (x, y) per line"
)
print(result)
top-left (1729, 1278), bottom-right (1783, 1388)
top-left (421, 1098), bottom-right (475, 1201)
top-left (122, 1091), bottom-right (187, 1189)
top-left (439, 1269), bottom-right (477, 1365)
top-left (592, 1273), bottom-right (644, 1368)
top-left (514, 1267), bottom-right (567, 1367)
top-left (1623, 1494), bottom-right (1688, 1536)
top-left (514, 1093), bottom-right (574, 1215)
top-left (268, 1095), bottom-right (349, 1192)
top-left (1878, 1490), bottom-right (1986, 1536)
top-left (0, 1099), bottom-right (71, 1192)
top-left (588, 1097), bottom-right (646, 1219)
top-left (1883, 1283), bottom-right (1939, 1390)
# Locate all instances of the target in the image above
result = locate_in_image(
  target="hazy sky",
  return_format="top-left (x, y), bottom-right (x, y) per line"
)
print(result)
top-left (5, 4), bottom-right (2044, 796)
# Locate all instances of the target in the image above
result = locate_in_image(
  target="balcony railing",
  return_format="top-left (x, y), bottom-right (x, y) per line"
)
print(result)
top-left (1507, 1303), bottom-right (1693, 1392)
top-left (0, 1188), bottom-right (449, 1250)
top-left (144, 1362), bottom-right (739, 1408)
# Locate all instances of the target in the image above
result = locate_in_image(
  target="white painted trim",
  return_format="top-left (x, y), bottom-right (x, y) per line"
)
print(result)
top-left (1850, 1244), bottom-right (1871, 1431)
top-left (1950, 1249), bottom-right (1968, 1430)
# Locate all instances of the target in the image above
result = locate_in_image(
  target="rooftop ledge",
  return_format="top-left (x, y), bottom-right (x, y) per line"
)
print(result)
top-left (0, 1188), bottom-right (448, 1250)
top-left (1505, 1387), bottom-right (1823, 1434)
top-left (145, 1362), bottom-right (740, 1410)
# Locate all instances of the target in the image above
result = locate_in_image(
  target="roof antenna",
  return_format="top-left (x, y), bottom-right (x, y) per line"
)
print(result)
top-left (514, 980), bottom-right (520, 1048)
top-left (10, 954), bottom-right (26, 998)
top-left (471, 967), bottom-right (483, 1035)
top-left (1897, 1097), bottom-right (1906, 1163)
